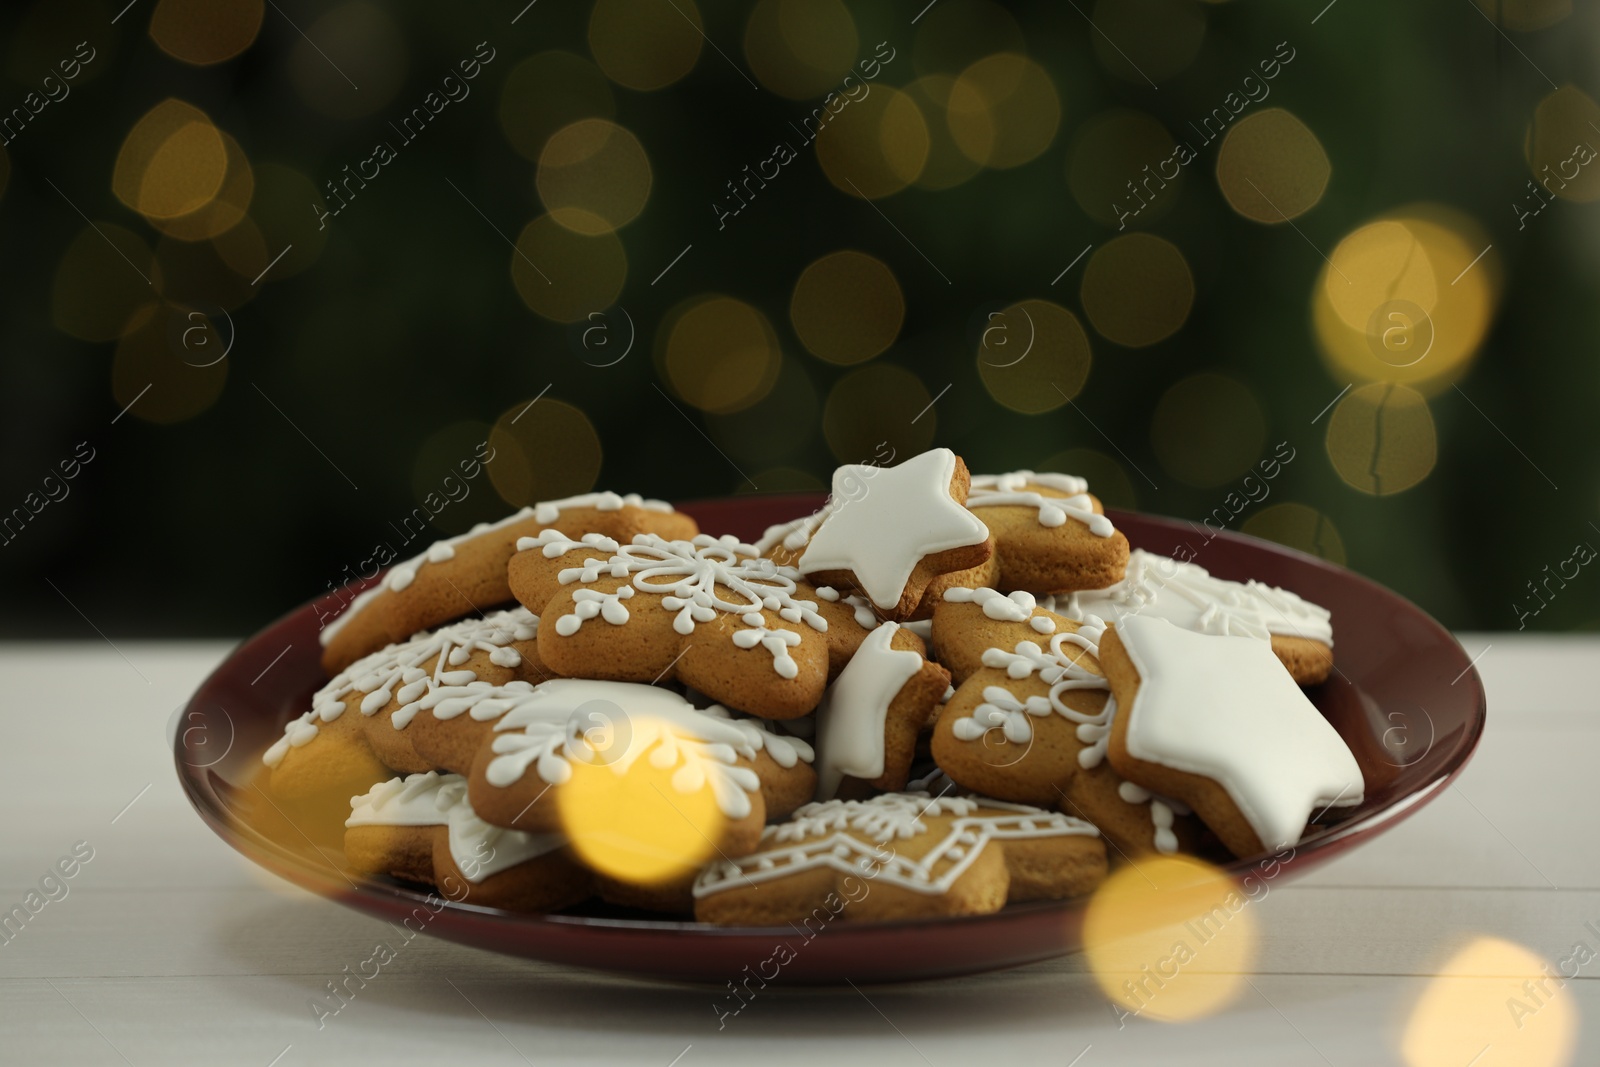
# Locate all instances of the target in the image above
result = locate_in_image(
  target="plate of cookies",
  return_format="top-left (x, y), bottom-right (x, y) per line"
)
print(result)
top-left (175, 448), bottom-right (1486, 984)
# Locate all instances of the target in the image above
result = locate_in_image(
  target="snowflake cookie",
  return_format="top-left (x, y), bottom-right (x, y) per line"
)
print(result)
top-left (318, 492), bottom-right (698, 675)
top-left (692, 792), bottom-right (1106, 925)
top-left (506, 530), bottom-right (882, 719)
top-left (1097, 615), bottom-right (1364, 857)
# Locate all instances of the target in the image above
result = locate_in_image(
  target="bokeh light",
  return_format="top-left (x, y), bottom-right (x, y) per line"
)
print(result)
top-left (151, 130), bottom-right (254, 241)
top-left (556, 718), bottom-right (725, 886)
top-left (947, 53), bottom-right (1060, 169)
top-left (1325, 382), bottom-right (1437, 496)
top-left (1039, 447), bottom-right (1137, 509)
top-left (743, 0), bottom-right (858, 100)
top-left (112, 99), bottom-right (228, 221)
top-left (1151, 372), bottom-right (1266, 487)
top-left (815, 86), bottom-right (930, 199)
top-left (537, 119), bottom-right (652, 235)
top-left (500, 51), bottom-right (616, 163)
top-left (1240, 503), bottom-right (1348, 566)
top-left (286, 1), bottom-right (407, 120)
top-left (1083, 855), bottom-right (1257, 1022)
top-left (976, 299), bottom-right (1092, 413)
top-left (1090, 0), bottom-right (1206, 85)
top-left (212, 163), bottom-right (327, 280)
top-left (1525, 85), bottom-right (1600, 202)
top-left (912, 0), bottom-right (1025, 78)
top-left (903, 75), bottom-right (985, 190)
top-left (1402, 936), bottom-right (1577, 1067)
top-left (791, 251), bottom-right (904, 365)
top-left (1216, 108), bottom-right (1330, 223)
top-left (822, 364), bottom-right (936, 462)
top-left (660, 296), bottom-right (783, 414)
top-left (1081, 234), bottom-right (1194, 347)
top-left (1068, 109), bottom-right (1183, 228)
top-left (1314, 208), bottom-right (1498, 393)
top-left (148, 0), bottom-right (263, 66)
top-left (487, 397), bottom-right (604, 507)
top-left (112, 302), bottom-right (230, 424)
top-left (52, 224), bottom-right (160, 343)
top-left (511, 215), bottom-right (628, 323)
top-left (588, 0), bottom-right (703, 91)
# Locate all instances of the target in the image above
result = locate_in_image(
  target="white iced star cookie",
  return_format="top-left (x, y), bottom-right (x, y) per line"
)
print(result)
top-left (1099, 615), bottom-right (1364, 857)
top-left (797, 448), bottom-right (993, 620)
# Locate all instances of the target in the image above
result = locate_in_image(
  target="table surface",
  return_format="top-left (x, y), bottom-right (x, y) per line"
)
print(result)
top-left (1, 634), bottom-right (1593, 1066)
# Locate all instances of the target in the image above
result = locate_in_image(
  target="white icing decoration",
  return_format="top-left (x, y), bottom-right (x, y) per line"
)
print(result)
top-left (798, 449), bottom-right (991, 611)
top-left (319, 493), bottom-right (671, 646)
top-left (1116, 614), bottom-right (1364, 850)
top-left (967, 470), bottom-right (1114, 538)
top-left (480, 680), bottom-right (810, 820)
top-left (813, 623), bottom-right (924, 799)
top-left (1115, 779), bottom-right (1192, 855)
top-left (1050, 549), bottom-right (1333, 646)
top-left (903, 618), bottom-right (933, 641)
top-left (264, 609), bottom-right (539, 767)
top-left (755, 509), bottom-right (831, 555)
top-left (531, 532), bottom-right (827, 676)
top-left (942, 586), bottom-right (1038, 622)
top-left (693, 792), bottom-right (1098, 898)
top-left (443, 791), bottom-right (564, 883)
top-left (346, 771), bottom-right (464, 827)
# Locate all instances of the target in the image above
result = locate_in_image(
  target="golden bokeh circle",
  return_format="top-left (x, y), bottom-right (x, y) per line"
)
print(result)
top-left (903, 75), bottom-right (984, 190)
top-left (1240, 503), bottom-right (1348, 566)
top-left (976, 299), bottom-right (1092, 413)
top-left (511, 215), bottom-right (628, 324)
top-left (1525, 85), bottom-right (1600, 202)
top-left (822, 364), bottom-right (937, 462)
top-left (149, 0), bottom-right (263, 66)
top-left (113, 100), bottom-right (228, 220)
top-left (1081, 234), bottom-right (1194, 347)
top-left (661, 295), bottom-right (783, 414)
top-left (1038, 448), bottom-right (1137, 510)
top-left (1090, 0), bottom-right (1207, 85)
top-left (912, 0), bottom-right (1025, 77)
top-left (1150, 372), bottom-right (1266, 488)
top-left (212, 163), bottom-right (327, 281)
top-left (52, 223), bottom-right (161, 343)
top-left (947, 53), bottom-right (1061, 169)
top-left (1068, 109), bottom-right (1182, 228)
top-left (815, 86), bottom-right (930, 199)
top-left (286, 1), bottom-right (407, 120)
top-left (112, 302), bottom-right (230, 425)
top-left (1083, 855), bottom-right (1257, 1022)
top-left (790, 251), bottom-right (904, 365)
top-left (588, 0), bottom-right (702, 91)
top-left (500, 51), bottom-right (616, 163)
top-left (536, 119), bottom-right (652, 235)
top-left (1216, 108), bottom-right (1330, 223)
top-left (743, 0), bottom-right (858, 100)
top-left (486, 396), bottom-right (604, 507)
top-left (1325, 382), bottom-right (1437, 496)
top-left (151, 130), bottom-right (254, 242)
top-left (1402, 937), bottom-right (1578, 1067)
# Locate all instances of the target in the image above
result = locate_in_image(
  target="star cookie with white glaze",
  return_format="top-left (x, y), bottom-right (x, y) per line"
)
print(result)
top-left (1098, 614), bottom-right (1364, 857)
top-left (319, 492), bottom-right (699, 675)
top-left (507, 530), bottom-right (880, 719)
top-left (692, 793), bottom-right (1106, 925)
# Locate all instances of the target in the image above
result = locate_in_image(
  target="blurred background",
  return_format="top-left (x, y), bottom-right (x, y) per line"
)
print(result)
top-left (2, 0), bottom-right (1596, 638)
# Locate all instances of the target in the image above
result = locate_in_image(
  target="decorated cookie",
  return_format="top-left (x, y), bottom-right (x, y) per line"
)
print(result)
top-left (466, 680), bottom-right (815, 852)
top-left (693, 793), bottom-right (1106, 925)
top-left (1051, 549), bottom-right (1334, 684)
top-left (965, 471), bottom-right (1128, 593)
top-left (318, 493), bottom-right (698, 675)
top-left (507, 530), bottom-right (879, 718)
top-left (813, 622), bottom-right (951, 800)
top-left (1098, 614), bottom-right (1364, 857)
top-left (344, 771), bottom-right (592, 910)
top-left (928, 587), bottom-right (1206, 857)
top-left (783, 448), bottom-right (993, 620)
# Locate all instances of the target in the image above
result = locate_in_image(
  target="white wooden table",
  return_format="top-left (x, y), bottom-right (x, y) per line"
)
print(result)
top-left (1, 636), bottom-right (1593, 1066)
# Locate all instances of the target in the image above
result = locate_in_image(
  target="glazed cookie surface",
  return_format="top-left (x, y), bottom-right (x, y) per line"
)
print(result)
top-left (965, 471), bottom-right (1129, 594)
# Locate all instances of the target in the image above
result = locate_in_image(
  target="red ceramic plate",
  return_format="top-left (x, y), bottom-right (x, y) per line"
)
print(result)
top-left (174, 494), bottom-right (1486, 984)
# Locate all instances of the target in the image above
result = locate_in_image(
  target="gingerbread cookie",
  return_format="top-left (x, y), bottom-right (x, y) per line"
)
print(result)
top-left (693, 793), bottom-right (1106, 925)
top-left (507, 530), bottom-right (877, 718)
top-left (965, 471), bottom-right (1128, 593)
top-left (1051, 549), bottom-right (1334, 684)
top-left (785, 448), bottom-right (993, 620)
top-left (813, 622), bottom-right (951, 800)
top-left (319, 492), bottom-right (698, 674)
top-left (1098, 614), bottom-right (1364, 857)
